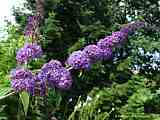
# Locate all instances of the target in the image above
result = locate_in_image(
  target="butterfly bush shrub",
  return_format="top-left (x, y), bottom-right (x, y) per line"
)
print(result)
top-left (10, 19), bottom-right (145, 96)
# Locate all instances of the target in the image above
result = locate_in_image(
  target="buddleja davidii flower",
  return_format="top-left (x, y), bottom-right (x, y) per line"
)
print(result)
top-left (120, 21), bottom-right (145, 35)
top-left (36, 60), bottom-right (62, 88)
top-left (27, 60), bottom-right (62, 96)
top-left (97, 36), bottom-right (115, 49)
top-left (55, 69), bottom-right (72, 90)
top-left (67, 50), bottom-right (91, 70)
top-left (10, 68), bottom-right (35, 93)
top-left (120, 23), bottom-right (135, 35)
top-left (100, 48), bottom-right (113, 60)
top-left (37, 60), bottom-right (63, 86)
top-left (83, 44), bottom-right (104, 63)
top-left (48, 68), bottom-right (73, 90)
top-left (27, 60), bottom-right (60, 96)
top-left (16, 47), bottom-right (33, 64)
top-left (29, 75), bottom-right (47, 96)
top-left (38, 60), bottom-right (73, 90)
top-left (40, 60), bottom-right (63, 75)
top-left (111, 31), bottom-right (128, 46)
top-left (133, 21), bottom-right (145, 30)
top-left (24, 15), bottom-right (41, 37)
top-left (24, 43), bottom-right (43, 58)
top-left (16, 43), bottom-right (42, 64)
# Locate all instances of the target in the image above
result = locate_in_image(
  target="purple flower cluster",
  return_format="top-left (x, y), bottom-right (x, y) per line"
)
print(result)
top-left (53, 68), bottom-right (72, 90)
top-left (100, 48), bottom-right (113, 60)
top-left (10, 68), bottom-right (34, 93)
top-left (38, 60), bottom-right (73, 90)
top-left (120, 21), bottom-right (145, 35)
top-left (30, 75), bottom-right (46, 96)
top-left (67, 50), bottom-right (91, 70)
top-left (11, 21), bottom-right (145, 95)
top-left (10, 60), bottom-right (72, 95)
top-left (67, 21), bottom-right (145, 70)
top-left (16, 43), bottom-right (42, 64)
top-left (67, 46), bottom-right (113, 69)
top-left (97, 36), bottom-right (114, 49)
top-left (112, 31), bottom-right (128, 45)
top-left (24, 15), bottom-right (41, 37)
top-left (83, 45), bottom-right (104, 62)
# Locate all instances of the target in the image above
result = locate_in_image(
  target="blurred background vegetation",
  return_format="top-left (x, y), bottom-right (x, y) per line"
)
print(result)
top-left (0, 0), bottom-right (160, 120)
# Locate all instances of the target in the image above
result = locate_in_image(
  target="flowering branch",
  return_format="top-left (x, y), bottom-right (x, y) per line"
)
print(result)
top-left (10, 19), bottom-right (145, 96)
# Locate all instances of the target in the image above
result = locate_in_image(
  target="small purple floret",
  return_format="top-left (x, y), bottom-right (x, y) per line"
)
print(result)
top-left (67, 50), bottom-right (91, 70)
top-left (38, 60), bottom-right (73, 90)
top-left (24, 15), bottom-right (41, 37)
top-left (10, 68), bottom-right (34, 92)
top-left (30, 75), bottom-right (46, 96)
top-left (112, 31), bottom-right (127, 45)
top-left (16, 43), bottom-right (42, 64)
top-left (100, 48), bottom-right (113, 60)
top-left (52, 68), bottom-right (72, 90)
top-left (83, 44), bottom-right (104, 63)
top-left (97, 36), bottom-right (114, 49)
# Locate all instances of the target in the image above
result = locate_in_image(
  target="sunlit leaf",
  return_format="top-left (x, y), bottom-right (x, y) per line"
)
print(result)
top-left (19, 91), bottom-right (30, 116)
top-left (0, 87), bottom-right (12, 100)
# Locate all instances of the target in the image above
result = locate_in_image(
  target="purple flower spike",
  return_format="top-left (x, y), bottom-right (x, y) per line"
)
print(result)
top-left (47, 68), bottom-right (73, 90)
top-left (120, 26), bottom-right (130, 34)
top-left (53, 69), bottom-right (72, 90)
top-left (40, 60), bottom-right (63, 75)
top-left (10, 68), bottom-right (35, 92)
top-left (134, 21), bottom-right (145, 29)
top-left (120, 23), bottom-right (135, 35)
top-left (24, 43), bottom-right (43, 58)
top-left (16, 43), bottom-right (43, 64)
top-left (120, 21), bottom-right (145, 36)
top-left (112, 31), bottom-right (127, 45)
top-left (16, 47), bottom-right (33, 64)
top-left (83, 44), bottom-right (104, 63)
top-left (37, 59), bottom-right (64, 87)
top-left (67, 50), bottom-right (91, 70)
top-left (100, 48), bottom-right (113, 60)
top-left (97, 36), bottom-right (114, 49)
top-left (30, 75), bottom-right (46, 96)
top-left (38, 59), bottom-right (72, 90)
top-left (24, 15), bottom-right (41, 37)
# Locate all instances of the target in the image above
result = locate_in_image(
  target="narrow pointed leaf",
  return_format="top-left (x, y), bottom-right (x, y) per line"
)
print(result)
top-left (19, 91), bottom-right (30, 116)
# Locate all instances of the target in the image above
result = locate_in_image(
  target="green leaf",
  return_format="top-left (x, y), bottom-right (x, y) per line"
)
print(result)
top-left (0, 87), bottom-right (11, 96)
top-left (0, 87), bottom-right (13, 100)
top-left (78, 70), bottom-right (83, 78)
top-left (19, 91), bottom-right (30, 116)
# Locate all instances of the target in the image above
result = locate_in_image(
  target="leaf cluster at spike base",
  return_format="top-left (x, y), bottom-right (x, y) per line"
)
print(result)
top-left (11, 21), bottom-right (145, 96)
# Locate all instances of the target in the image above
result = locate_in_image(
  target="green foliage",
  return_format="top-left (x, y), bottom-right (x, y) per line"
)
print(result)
top-left (68, 75), bottom-right (147, 120)
top-left (0, 87), bottom-right (12, 100)
top-left (19, 92), bottom-right (30, 116)
top-left (120, 88), bottom-right (159, 120)
top-left (1, 0), bottom-right (160, 120)
top-left (68, 37), bottom-right (86, 54)
top-left (0, 25), bottom-right (23, 119)
top-left (0, 25), bottom-right (24, 87)
top-left (131, 33), bottom-right (160, 51)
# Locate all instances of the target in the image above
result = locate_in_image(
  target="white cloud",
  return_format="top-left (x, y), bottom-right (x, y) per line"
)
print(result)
top-left (0, 0), bottom-right (25, 27)
top-left (0, 0), bottom-right (25, 37)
